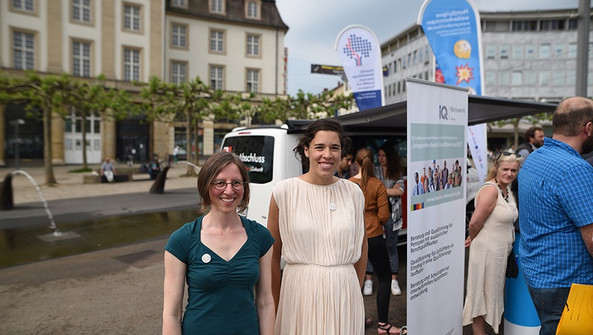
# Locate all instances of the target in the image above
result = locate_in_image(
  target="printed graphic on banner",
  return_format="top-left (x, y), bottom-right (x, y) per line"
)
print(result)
top-left (406, 79), bottom-right (467, 335)
top-left (419, 0), bottom-right (482, 95)
top-left (335, 25), bottom-right (384, 111)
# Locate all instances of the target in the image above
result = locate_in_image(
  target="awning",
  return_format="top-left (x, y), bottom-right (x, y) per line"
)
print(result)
top-left (286, 95), bottom-right (557, 135)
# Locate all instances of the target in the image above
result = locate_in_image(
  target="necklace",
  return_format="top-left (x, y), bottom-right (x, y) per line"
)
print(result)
top-left (494, 178), bottom-right (509, 203)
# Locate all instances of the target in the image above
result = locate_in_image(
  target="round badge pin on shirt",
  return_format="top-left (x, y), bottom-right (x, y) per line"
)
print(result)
top-left (202, 253), bottom-right (211, 263)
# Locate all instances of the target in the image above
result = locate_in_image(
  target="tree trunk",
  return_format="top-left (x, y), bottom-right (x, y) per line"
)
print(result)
top-left (81, 113), bottom-right (88, 170)
top-left (43, 108), bottom-right (56, 185)
top-left (184, 110), bottom-right (196, 175)
top-left (513, 118), bottom-right (520, 150)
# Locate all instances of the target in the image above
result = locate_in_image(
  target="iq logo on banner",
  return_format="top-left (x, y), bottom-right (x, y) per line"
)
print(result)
top-left (342, 34), bottom-right (372, 67)
top-left (439, 105), bottom-right (448, 120)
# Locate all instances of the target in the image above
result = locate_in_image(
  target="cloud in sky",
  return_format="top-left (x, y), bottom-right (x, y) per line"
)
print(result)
top-left (275, 0), bottom-right (581, 95)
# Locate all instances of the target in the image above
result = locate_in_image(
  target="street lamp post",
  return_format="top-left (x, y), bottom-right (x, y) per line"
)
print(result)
top-left (10, 119), bottom-right (25, 170)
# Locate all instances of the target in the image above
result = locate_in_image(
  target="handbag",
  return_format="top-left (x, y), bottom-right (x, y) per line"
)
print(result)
top-left (505, 247), bottom-right (518, 278)
top-left (556, 283), bottom-right (593, 335)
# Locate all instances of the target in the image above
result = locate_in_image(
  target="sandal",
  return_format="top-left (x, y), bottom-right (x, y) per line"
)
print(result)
top-left (378, 322), bottom-right (402, 334)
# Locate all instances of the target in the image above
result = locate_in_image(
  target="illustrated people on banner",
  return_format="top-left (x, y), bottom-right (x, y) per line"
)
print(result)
top-left (518, 97), bottom-right (593, 335)
top-left (163, 152), bottom-right (275, 335)
top-left (268, 119), bottom-right (369, 334)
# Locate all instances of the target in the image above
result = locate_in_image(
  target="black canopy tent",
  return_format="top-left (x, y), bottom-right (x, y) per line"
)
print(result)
top-left (286, 95), bottom-right (557, 135)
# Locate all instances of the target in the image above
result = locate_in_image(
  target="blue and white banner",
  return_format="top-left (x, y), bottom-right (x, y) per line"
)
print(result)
top-left (419, 0), bottom-right (488, 188)
top-left (335, 25), bottom-right (384, 111)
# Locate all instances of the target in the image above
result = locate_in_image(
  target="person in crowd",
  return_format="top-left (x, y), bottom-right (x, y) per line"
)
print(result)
top-left (334, 151), bottom-right (354, 179)
top-left (350, 148), bottom-right (404, 334)
top-left (149, 155), bottom-right (162, 180)
top-left (463, 151), bottom-right (521, 335)
top-left (268, 118), bottom-right (368, 334)
top-left (173, 145), bottom-right (180, 164)
top-left (518, 96), bottom-right (593, 335)
top-left (375, 144), bottom-right (405, 296)
top-left (99, 157), bottom-right (117, 183)
top-left (163, 152), bottom-right (275, 335)
top-left (516, 126), bottom-right (545, 158)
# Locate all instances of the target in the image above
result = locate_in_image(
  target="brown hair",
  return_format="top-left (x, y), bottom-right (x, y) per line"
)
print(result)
top-left (197, 151), bottom-right (250, 213)
top-left (294, 118), bottom-right (350, 168)
top-left (378, 144), bottom-right (403, 180)
top-left (354, 147), bottom-right (376, 192)
top-left (523, 126), bottom-right (544, 143)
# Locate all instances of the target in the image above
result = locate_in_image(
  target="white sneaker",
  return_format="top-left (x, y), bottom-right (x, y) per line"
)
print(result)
top-left (391, 279), bottom-right (402, 296)
top-left (363, 279), bottom-right (373, 296)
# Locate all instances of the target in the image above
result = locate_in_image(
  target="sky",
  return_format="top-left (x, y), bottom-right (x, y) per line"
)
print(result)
top-left (275, 0), bottom-right (582, 96)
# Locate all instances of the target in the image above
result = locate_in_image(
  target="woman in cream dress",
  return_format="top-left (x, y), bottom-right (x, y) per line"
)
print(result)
top-left (267, 119), bottom-right (368, 334)
top-left (463, 152), bottom-right (521, 334)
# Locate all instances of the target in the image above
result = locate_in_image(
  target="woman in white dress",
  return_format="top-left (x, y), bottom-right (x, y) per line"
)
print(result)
top-left (267, 119), bottom-right (368, 334)
top-left (463, 151), bottom-right (521, 334)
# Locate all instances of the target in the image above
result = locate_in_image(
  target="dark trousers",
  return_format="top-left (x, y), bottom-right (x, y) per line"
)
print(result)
top-left (367, 235), bottom-right (392, 323)
top-left (527, 285), bottom-right (571, 335)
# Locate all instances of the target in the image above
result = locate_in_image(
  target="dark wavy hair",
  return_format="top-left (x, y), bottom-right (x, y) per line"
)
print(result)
top-left (294, 118), bottom-right (350, 168)
top-left (197, 151), bottom-right (250, 213)
top-left (378, 144), bottom-right (403, 180)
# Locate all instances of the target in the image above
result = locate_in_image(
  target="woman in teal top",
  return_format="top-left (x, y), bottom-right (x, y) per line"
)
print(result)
top-left (163, 152), bottom-right (275, 335)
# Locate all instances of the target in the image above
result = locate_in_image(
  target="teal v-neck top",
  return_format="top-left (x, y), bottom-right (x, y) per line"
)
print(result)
top-left (165, 215), bottom-right (274, 335)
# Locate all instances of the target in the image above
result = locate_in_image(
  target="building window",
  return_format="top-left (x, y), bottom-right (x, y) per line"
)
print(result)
top-left (210, 30), bottom-right (224, 53)
top-left (246, 34), bottom-right (259, 56)
top-left (554, 44), bottom-right (565, 58)
top-left (499, 45), bottom-right (509, 59)
top-left (539, 71), bottom-right (550, 86)
top-left (525, 71), bottom-right (537, 85)
top-left (413, 50), bottom-right (418, 65)
top-left (72, 41), bottom-right (91, 77)
top-left (246, 69), bottom-right (259, 92)
top-left (485, 71), bottom-right (496, 86)
top-left (170, 61), bottom-right (187, 84)
top-left (541, 20), bottom-right (565, 31)
top-left (170, 0), bottom-right (187, 8)
top-left (511, 20), bottom-right (537, 31)
top-left (552, 71), bottom-right (565, 86)
top-left (526, 45), bottom-right (536, 59)
top-left (539, 44), bottom-right (551, 59)
top-left (499, 72), bottom-right (510, 86)
top-left (568, 19), bottom-right (578, 30)
top-left (393, 60), bottom-right (397, 73)
top-left (12, 0), bottom-right (34, 12)
top-left (246, 1), bottom-right (258, 19)
top-left (72, 0), bottom-right (91, 23)
top-left (512, 45), bottom-right (523, 59)
top-left (171, 24), bottom-right (187, 48)
top-left (511, 71), bottom-right (522, 86)
top-left (13, 31), bottom-right (35, 70)
top-left (424, 45), bottom-right (430, 63)
top-left (486, 45), bottom-right (496, 59)
top-left (123, 48), bottom-right (140, 81)
top-left (123, 4), bottom-right (141, 31)
top-left (210, 0), bottom-right (223, 13)
top-left (569, 43), bottom-right (578, 58)
top-left (210, 65), bottom-right (224, 90)
top-left (566, 71), bottom-right (576, 86)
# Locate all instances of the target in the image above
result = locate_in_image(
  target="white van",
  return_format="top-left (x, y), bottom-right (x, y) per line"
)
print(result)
top-left (221, 125), bottom-right (302, 226)
top-left (221, 124), bottom-right (480, 245)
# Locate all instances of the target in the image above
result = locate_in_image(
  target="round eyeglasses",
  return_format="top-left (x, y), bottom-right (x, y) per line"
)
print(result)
top-left (211, 180), bottom-right (245, 191)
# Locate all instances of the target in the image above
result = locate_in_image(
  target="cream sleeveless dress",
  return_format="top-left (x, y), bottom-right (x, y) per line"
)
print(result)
top-left (273, 177), bottom-right (366, 335)
top-left (462, 182), bottom-right (518, 334)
